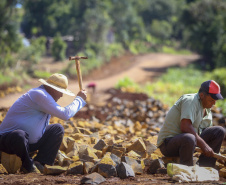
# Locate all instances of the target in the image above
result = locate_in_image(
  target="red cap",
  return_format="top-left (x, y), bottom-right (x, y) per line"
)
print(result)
top-left (200, 80), bottom-right (223, 100)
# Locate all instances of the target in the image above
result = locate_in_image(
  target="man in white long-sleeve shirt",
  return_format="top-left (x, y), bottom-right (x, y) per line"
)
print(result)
top-left (0, 73), bottom-right (87, 173)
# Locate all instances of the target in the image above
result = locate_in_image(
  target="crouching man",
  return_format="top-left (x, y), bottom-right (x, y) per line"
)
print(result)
top-left (0, 73), bottom-right (87, 173)
top-left (157, 80), bottom-right (225, 167)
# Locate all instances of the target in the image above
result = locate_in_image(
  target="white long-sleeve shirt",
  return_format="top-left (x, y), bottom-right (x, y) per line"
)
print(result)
top-left (0, 85), bottom-right (86, 144)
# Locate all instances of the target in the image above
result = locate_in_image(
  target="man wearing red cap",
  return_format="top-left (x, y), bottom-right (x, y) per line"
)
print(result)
top-left (157, 80), bottom-right (225, 167)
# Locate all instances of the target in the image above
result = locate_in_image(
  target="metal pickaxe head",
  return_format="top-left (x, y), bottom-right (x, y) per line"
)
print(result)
top-left (69, 56), bottom-right (88, 90)
top-left (69, 56), bottom-right (88, 60)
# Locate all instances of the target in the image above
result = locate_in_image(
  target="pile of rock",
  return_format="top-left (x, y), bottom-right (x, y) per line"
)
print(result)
top-left (0, 86), bottom-right (22, 98)
top-left (37, 90), bottom-right (226, 180)
top-left (0, 89), bottom-right (226, 184)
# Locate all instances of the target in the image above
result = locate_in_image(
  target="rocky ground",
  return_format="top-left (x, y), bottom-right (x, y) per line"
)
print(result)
top-left (0, 53), bottom-right (226, 184)
top-left (0, 88), bottom-right (226, 185)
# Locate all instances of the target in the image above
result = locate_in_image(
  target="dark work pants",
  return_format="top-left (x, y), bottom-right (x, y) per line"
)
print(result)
top-left (0, 124), bottom-right (64, 171)
top-left (159, 126), bottom-right (225, 167)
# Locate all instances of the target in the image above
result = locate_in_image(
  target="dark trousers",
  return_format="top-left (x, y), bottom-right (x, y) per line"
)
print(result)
top-left (0, 124), bottom-right (64, 171)
top-left (159, 126), bottom-right (225, 167)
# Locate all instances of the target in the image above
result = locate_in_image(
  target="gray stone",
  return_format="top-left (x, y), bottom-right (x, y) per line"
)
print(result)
top-left (116, 162), bottom-right (135, 179)
top-left (121, 156), bottom-right (143, 174)
top-left (93, 139), bottom-right (107, 151)
top-left (144, 140), bottom-right (157, 155)
top-left (110, 153), bottom-right (121, 165)
top-left (156, 167), bottom-right (167, 174)
top-left (81, 172), bottom-right (106, 185)
top-left (148, 159), bottom-right (165, 174)
top-left (84, 162), bottom-right (95, 174)
top-left (67, 161), bottom-right (84, 175)
top-left (98, 163), bottom-right (117, 178)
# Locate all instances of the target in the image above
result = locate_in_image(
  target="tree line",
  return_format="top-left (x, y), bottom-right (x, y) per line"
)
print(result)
top-left (1, 0), bottom-right (226, 76)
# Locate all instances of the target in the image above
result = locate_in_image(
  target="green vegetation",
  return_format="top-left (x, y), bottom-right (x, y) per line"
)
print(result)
top-left (51, 33), bottom-right (67, 61)
top-left (20, 36), bottom-right (47, 64)
top-left (1, 0), bottom-right (226, 91)
top-left (33, 71), bottom-right (52, 79)
top-left (0, 69), bottom-right (28, 89)
top-left (115, 65), bottom-right (226, 114)
top-left (115, 77), bottom-right (140, 91)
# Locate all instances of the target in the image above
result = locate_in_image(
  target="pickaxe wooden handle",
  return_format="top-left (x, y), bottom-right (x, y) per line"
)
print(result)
top-left (195, 147), bottom-right (226, 161)
top-left (69, 56), bottom-right (88, 90)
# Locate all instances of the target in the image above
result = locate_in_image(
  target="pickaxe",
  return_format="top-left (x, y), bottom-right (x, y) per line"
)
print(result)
top-left (69, 56), bottom-right (88, 90)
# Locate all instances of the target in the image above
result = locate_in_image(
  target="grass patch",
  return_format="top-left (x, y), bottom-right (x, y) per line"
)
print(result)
top-left (115, 65), bottom-right (226, 114)
top-left (0, 68), bottom-right (29, 90)
top-left (0, 73), bottom-right (13, 85)
top-left (33, 70), bottom-right (52, 79)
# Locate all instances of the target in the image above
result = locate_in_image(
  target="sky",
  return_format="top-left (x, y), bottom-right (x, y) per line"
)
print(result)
top-left (16, 3), bottom-right (22, 8)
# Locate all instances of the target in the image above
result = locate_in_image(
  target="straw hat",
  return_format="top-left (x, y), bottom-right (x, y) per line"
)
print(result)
top-left (39, 73), bottom-right (75, 96)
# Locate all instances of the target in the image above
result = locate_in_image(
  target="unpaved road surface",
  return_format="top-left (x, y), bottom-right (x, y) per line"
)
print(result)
top-left (0, 53), bottom-right (200, 108)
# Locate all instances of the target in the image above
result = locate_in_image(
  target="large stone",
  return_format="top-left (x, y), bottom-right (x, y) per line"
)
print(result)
top-left (91, 152), bottom-right (116, 173)
top-left (111, 148), bottom-right (123, 158)
top-left (65, 138), bottom-right (78, 154)
top-left (79, 146), bottom-right (98, 162)
top-left (93, 139), bottom-right (107, 151)
top-left (144, 140), bottom-right (157, 155)
top-left (98, 163), bottom-right (117, 178)
top-left (110, 153), bottom-right (121, 166)
top-left (1, 152), bottom-right (22, 174)
top-left (43, 165), bottom-right (67, 175)
top-left (99, 152), bottom-right (116, 166)
top-left (121, 156), bottom-right (143, 174)
top-left (127, 138), bottom-right (147, 158)
top-left (67, 161), bottom-right (84, 175)
top-left (84, 162), bottom-right (95, 174)
top-left (56, 151), bottom-right (71, 166)
top-left (148, 159), bottom-right (165, 174)
top-left (116, 162), bottom-right (135, 179)
top-left (81, 172), bottom-right (106, 185)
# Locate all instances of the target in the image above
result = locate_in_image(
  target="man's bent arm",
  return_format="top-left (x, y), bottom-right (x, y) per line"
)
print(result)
top-left (180, 119), bottom-right (214, 157)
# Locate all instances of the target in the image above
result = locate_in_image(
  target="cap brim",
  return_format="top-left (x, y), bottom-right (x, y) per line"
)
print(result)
top-left (209, 93), bottom-right (223, 100)
top-left (38, 79), bottom-right (75, 96)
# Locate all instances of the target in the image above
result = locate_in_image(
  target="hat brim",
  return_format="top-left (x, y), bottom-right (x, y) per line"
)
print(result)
top-left (38, 79), bottom-right (75, 96)
top-left (209, 93), bottom-right (223, 100)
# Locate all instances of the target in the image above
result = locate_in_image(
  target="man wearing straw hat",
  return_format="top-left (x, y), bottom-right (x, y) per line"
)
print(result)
top-left (0, 73), bottom-right (87, 173)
